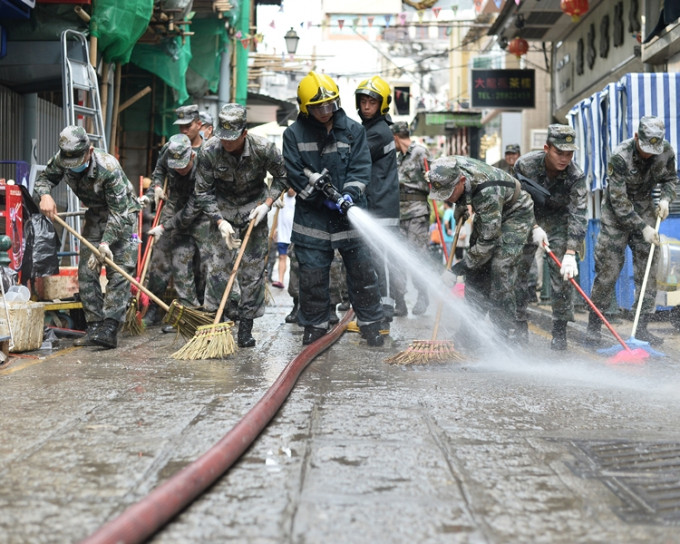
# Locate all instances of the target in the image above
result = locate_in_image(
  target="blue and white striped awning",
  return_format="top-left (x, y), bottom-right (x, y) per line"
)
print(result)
top-left (567, 72), bottom-right (680, 192)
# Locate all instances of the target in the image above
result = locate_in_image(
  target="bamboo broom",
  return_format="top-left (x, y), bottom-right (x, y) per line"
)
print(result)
top-left (385, 216), bottom-right (466, 365)
top-left (52, 215), bottom-right (213, 340)
top-left (172, 217), bottom-right (256, 360)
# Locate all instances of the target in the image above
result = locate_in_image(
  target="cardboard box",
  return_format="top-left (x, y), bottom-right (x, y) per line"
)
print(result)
top-left (0, 300), bottom-right (45, 352)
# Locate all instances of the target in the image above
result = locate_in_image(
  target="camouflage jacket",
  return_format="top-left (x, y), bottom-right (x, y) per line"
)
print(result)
top-left (34, 148), bottom-right (141, 245)
top-left (397, 142), bottom-right (431, 220)
top-left (602, 138), bottom-right (678, 231)
top-left (513, 150), bottom-right (587, 252)
top-left (456, 156), bottom-right (534, 270)
top-left (194, 134), bottom-right (287, 226)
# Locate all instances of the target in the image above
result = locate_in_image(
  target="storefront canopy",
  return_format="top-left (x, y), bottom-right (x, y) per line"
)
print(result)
top-left (567, 72), bottom-right (680, 192)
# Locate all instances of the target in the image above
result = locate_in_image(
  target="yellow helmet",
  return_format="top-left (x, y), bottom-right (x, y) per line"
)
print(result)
top-left (297, 71), bottom-right (340, 116)
top-left (355, 76), bottom-right (391, 115)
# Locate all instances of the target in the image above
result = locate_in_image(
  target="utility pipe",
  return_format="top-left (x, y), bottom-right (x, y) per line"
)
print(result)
top-left (80, 311), bottom-right (354, 544)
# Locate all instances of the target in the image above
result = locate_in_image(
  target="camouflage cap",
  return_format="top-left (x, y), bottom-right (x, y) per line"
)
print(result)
top-left (173, 104), bottom-right (200, 125)
top-left (546, 124), bottom-right (578, 151)
top-left (427, 156), bottom-right (462, 201)
top-left (199, 111), bottom-right (214, 126)
top-left (391, 121), bottom-right (410, 136)
top-left (56, 125), bottom-right (91, 168)
top-left (505, 144), bottom-right (520, 154)
top-left (637, 116), bottom-right (665, 155)
top-left (166, 134), bottom-right (193, 170)
top-left (215, 103), bottom-right (247, 140)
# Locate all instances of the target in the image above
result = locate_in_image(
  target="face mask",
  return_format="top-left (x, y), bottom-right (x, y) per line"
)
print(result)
top-left (199, 130), bottom-right (205, 139)
top-left (70, 161), bottom-right (88, 173)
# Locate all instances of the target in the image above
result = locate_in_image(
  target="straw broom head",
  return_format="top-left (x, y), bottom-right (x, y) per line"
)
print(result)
top-left (123, 297), bottom-right (145, 336)
top-left (164, 300), bottom-right (215, 340)
top-left (172, 217), bottom-right (258, 360)
top-left (385, 340), bottom-right (464, 365)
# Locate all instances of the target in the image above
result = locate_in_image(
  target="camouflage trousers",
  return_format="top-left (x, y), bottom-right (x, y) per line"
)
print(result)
top-left (392, 214), bottom-right (430, 302)
top-left (464, 207), bottom-right (533, 334)
top-left (146, 219), bottom-right (209, 308)
top-left (203, 218), bottom-right (268, 320)
top-left (287, 244), bottom-right (345, 307)
top-left (516, 225), bottom-right (575, 323)
top-left (590, 220), bottom-right (659, 315)
top-left (79, 214), bottom-right (137, 324)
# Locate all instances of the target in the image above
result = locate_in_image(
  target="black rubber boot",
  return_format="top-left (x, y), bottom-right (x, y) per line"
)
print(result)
top-left (636, 314), bottom-right (664, 346)
top-left (91, 318), bottom-right (118, 349)
top-left (303, 326), bottom-right (327, 345)
top-left (329, 305), bottom-right (340, 325)
top-left (237, 318), bottom-right (256, 348)
top-left (142, 304), bottom-right (161, 326)
top-left (285, 298), bottom-right (299, 324)
top-left (550, 319), bottom-right (568, 351)
top-left (360, 322), bottom-right (384, 347)
top-left (337, 300), bottom-right (351, 312)
top-left (412, 291), bottom-right (429, 316)
top-left (74, 321), bottom-right (102, 347)
top-left (584, 312), bottom-right (602, 348)
top-left (394, 297), bottom-right (407, 317)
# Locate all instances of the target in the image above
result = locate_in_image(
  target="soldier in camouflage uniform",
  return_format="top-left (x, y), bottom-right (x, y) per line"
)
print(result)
top-left (391, 121), bottom-right (431, 316)
top-left (142, 105), bottom-right (206, 326)
top-left (194, 103), bottom-right (288, 348)
top-left (143, 134), bottom-right (211, 332)
top-left (493, 144), bottom-right (521, 175)
top-left (35, 125), bottom-right (141, 349)
top-left (514, 125), bottom-right (587, 350)
top-left (586, 116), bottom-right (678, 347)
top-left (428, 156), bottom-right (542, 345)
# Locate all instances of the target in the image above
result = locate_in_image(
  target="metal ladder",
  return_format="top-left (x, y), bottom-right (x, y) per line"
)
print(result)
top-left (60, 29), bottom-right (107, 266)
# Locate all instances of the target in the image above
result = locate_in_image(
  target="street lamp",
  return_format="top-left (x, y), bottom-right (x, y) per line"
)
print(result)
top-left (284, 27), bottom-right (300, 56)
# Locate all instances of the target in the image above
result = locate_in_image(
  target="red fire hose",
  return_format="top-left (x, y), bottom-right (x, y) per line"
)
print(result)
top-left (79, 310), bottom-right (354, 544)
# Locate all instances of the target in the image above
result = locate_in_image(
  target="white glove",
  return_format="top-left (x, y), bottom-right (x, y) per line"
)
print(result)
top-left (532, 226), bottom-right (550, 251)
top-left (642, 225), bottom-right (660, 246)
top-left (657, 199), bottom-right (670, 220)
top-left (272, 197), bottom-right (285, 209)
top-left (148, 225), bottom-right (165, 240)
top-left (218, 220), bottom-right (242, 250)
top-left (87, 253), bottom-right (101, 272)
top-left (99, 242), bottom-right (113, 263)
top-left (86, 242), bottom-right (112, 271)
top-left (560, 253), bottom-right (578, 281)
top-left (248, 203), bottom-right (270, 226)
top-left (139, 195), bottom-right (150, 207)
top-left (154, 186), bottom-right (166, 207)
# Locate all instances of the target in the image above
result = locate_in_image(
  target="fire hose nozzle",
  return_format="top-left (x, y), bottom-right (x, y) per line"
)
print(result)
top-left (313, 168), bottom-right (354, 213)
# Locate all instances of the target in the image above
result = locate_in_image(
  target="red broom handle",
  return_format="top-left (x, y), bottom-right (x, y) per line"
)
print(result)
top-left (137, 177), bottom-right (143, 276)
top-left (544, 246), bottom-right (633, 353)
top-left (424, 158), bottom-right (449, 262)
top-left (138, 180), bottom-right (167, 278)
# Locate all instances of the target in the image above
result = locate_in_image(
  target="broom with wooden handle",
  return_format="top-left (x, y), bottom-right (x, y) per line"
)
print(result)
top-left (172, 217), bottom-right (256, 360)
top-left (52, 214), bottom-right (213, 340)
top-left (124, 182), bottom-right (166, 335)
top-left (386, 216), bottom-right (465, 364)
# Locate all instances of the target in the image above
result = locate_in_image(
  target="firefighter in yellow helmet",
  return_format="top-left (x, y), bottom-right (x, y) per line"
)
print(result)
top-left (282, 71), bottom-right (384, 346)
top-left (354, 76), bottom-right (400, 333)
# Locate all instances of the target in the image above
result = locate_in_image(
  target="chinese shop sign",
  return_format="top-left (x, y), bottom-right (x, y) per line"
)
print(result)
top-left (470, 69), bottom-right (535, 109)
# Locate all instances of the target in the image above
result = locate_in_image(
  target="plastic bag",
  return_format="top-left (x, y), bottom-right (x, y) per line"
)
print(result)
top-left (22, 214), bottom-right (60, 279)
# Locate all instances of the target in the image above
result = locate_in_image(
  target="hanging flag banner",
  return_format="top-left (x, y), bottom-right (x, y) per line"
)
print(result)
top-left (384, 14), bottom-right (391, 27)
top-left (367, 16), bottom-right (374, 27)
top-left (433, 7), bottom-right (441, 18)
top-left (338, 19), bottom-right (344, 30)
top-left (470, 69), bottom-right (536, 108)
top-left (241, 38), bottom-right (251, 49)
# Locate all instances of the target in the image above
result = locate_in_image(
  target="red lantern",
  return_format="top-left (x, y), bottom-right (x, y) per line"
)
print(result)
top-left (561, 0), bottom-right (589, 22)
top-left (507, 37), bottom-right (529, 58)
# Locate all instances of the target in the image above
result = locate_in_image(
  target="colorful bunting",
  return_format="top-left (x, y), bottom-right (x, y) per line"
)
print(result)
top-left (338, 19), bottom-right (344, 30)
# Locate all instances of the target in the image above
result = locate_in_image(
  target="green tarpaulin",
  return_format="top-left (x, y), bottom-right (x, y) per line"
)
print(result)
top-left (90, 0), bottom-right (153, 64)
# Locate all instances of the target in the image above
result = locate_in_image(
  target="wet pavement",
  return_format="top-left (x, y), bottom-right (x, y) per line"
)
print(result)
top-left (2, 286), bottom-right (680, 543)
